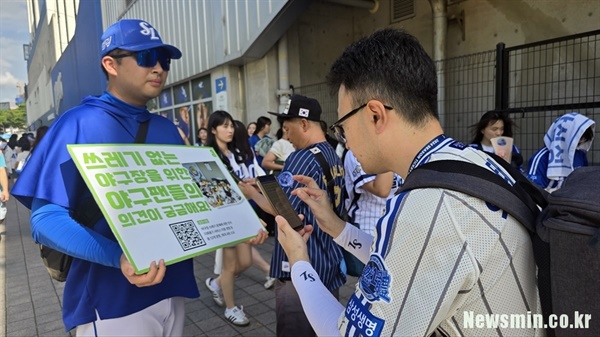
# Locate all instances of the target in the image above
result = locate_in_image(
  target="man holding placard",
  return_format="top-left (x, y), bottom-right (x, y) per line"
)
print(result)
top-left (11, 19), bottom-right (269, 336)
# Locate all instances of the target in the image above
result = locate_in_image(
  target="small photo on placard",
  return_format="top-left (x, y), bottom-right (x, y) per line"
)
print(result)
top-left (182, 161), bottom-right (243, 208)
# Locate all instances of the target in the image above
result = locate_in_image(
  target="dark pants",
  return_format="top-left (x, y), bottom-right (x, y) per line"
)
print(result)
top-left (252, 202), bottom-right (276, 236)
top-left (275, 279), bottom-right (339, 337)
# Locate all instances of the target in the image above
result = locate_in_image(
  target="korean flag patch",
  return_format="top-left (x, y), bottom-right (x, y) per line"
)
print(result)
top-left (299, 108), bottom-right (310, 118)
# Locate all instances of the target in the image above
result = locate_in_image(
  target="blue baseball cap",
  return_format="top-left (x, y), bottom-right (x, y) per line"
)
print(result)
top-left (100, 19), bottom-right (182, 59)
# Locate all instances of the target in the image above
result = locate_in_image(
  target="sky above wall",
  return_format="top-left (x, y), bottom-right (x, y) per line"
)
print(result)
top-left (0, 0), bottom-right (29, 108)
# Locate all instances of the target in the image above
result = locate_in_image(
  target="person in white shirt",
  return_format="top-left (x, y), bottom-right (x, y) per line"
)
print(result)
top-left (261, 127), bottom-right (295, 176)
top-left (273, 28), bottom-right (544, 337)
top-left (12, 136), bottom-right (31, 182)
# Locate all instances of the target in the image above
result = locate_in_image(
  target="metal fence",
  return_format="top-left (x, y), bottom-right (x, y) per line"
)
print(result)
top-left (438, 50), bottom-right (497, 147)
top-left (498, 30), bottom-right (600, 165)
top-left (296, 29), bottom-right (600, 166)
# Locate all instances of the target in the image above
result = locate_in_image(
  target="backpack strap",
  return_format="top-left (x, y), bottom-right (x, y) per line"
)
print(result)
top-left (310, 147), bottom-right (353, 224)
top-left (400, 154), bottom-right (554, 333)
top-left (134, 119), bottom-right (150, 143)
top-left (399, 155), bottom-right (547, 233)
top-left (483, 151), bottom-right (548, 210)
top-left (310, 147), bottom-right (335, 202)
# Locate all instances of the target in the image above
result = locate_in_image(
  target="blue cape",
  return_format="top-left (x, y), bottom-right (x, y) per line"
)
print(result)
top-left (11, 92), bottom-right (198, 331)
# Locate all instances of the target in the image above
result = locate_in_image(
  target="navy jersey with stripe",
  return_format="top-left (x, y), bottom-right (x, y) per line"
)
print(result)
top-left (270, 141), bottom-right (346, 291)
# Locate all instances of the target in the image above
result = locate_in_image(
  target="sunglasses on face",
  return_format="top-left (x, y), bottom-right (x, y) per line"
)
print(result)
top-left (111, 48), bottom-right (172, 71)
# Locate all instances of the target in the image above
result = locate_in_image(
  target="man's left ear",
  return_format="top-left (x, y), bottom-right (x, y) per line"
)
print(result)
top-left (367, 101), bottom-right (387, 134)
top-left (101, 56), bottom-right (119, 77)
top-left (300, 118), bottom-right (310, 130)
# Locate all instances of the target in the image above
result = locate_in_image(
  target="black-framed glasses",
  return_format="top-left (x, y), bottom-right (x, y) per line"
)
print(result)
top-left (111, 48), bottom-right (172, 71)
top-left (329, 102), bottom-right (393, 143)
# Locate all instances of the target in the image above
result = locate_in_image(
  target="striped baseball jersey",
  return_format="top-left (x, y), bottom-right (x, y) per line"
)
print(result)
top-left (336, 135), bottom-right (543, 336)
top-left (270, 141), bottom-right (346, 291)
top-left (468, 143), bottom-right (524, 172)
top-left (343, 149), bottom-right (402, 236)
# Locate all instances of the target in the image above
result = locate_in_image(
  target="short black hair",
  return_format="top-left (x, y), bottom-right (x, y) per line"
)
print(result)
top-left (326, 28), bottom-right (438, 125)
top-left (17, 135), bottom-right (31, 151)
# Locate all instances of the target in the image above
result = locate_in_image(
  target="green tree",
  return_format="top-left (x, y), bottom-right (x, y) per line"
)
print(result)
top-left (0, 103), bottom-right (27, 132)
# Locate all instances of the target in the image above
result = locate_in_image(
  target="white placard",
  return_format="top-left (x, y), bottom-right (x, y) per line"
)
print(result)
top-left (68, 144), bottom-right (263, 274)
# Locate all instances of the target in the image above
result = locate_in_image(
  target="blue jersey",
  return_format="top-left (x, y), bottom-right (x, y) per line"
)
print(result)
top-left (271, 141), bottom-right (346, 291)
top-left (11, 92), bottom-right (199, 331)
top-left (527, 147), bottom-right (588, 190)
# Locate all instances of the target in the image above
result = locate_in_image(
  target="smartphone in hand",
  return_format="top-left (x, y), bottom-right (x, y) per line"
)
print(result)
top-left (230, 172), bottom-right (243, 184)
top-left (255, 175), bottom-right (304, 231)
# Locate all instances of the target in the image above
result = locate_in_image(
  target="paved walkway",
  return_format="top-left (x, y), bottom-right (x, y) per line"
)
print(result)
top-left (0, 196), bottom-right (358, 336)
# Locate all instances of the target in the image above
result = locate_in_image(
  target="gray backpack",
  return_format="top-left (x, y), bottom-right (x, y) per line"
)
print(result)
top-left (399, 156), bottom-right (599, 337)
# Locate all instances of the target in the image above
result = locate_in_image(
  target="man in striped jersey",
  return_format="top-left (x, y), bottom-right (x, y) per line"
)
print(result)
top-left (274, 29), bottom-right (544, 337)
top-left (246, 94), bottom-right (346, 336)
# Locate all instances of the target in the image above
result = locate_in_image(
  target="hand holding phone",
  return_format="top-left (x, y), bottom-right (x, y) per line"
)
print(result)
top-left (255, 175), bottom-right (304, 231)
top-left (230, 172), bottom-right (243, 184)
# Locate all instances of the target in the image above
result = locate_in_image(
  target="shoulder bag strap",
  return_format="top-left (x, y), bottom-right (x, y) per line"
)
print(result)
top-left (309, 147), bottom-right (352, 223)
top-left (73, 119), bottom-right (150, 227)
top-left (399, 158), bottom-right (543, 232)
top-left (134, 119), bottom-right (150, 144)
top-left (309, 147), bottom-right (335, 200)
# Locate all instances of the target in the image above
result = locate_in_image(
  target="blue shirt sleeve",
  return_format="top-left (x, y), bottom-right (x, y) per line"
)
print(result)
top-left (31, 198), bottom-right (122, 268)
top-left (526, 149), bottom-right (550, 188)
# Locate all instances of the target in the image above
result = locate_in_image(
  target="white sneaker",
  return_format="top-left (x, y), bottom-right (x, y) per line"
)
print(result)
top-left (205, 277), bottom-right (224, 307)
top-left (264, 276), bottom-right (276, 289)
top-left (225, 305), bottom-right (250, 326)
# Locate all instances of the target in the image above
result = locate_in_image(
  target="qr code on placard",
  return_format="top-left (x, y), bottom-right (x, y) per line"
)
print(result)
top-left (169, 220), bottom-right (206, 251)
